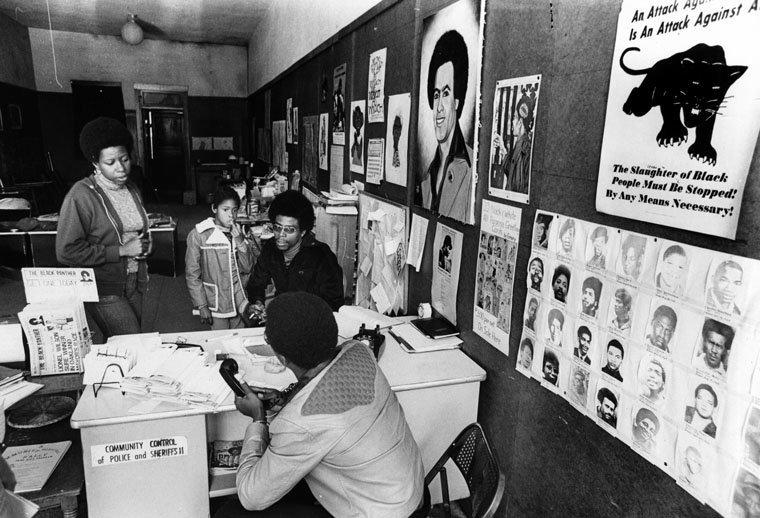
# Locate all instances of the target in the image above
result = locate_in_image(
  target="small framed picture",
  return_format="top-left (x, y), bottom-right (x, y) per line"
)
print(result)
top-left (7, 104), bottom-right (22, 130)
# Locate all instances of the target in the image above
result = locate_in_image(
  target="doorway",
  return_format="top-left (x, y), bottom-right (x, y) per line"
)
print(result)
top-left (135, 85), bottom-right (191, 203)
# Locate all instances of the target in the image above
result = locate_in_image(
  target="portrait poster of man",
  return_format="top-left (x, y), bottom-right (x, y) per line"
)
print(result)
top-left (384, 93), bottom-right (411, 186)
top-left (415, 0), bottom-right (484, 224)
top-left (473, 200), bottom-right (521, 355)
top-left (595, 0), bottom-right (760, 239)
top-left (286, 97), bottom-right (293, 144)
top-left (349, 100), bottom-right (366, 174)
top-left (488, 75), bottom-right (541, 205)
top-left (431, 222), bottom-right (463, 325)
top-left (595, 381), bottom-right (620, 431)
top-left (675, 434), bottom-right (712, 499)
top-left (332, 63), bottom-right (347, 145)
top-left (367, 48), bottom-right (386, 124)
top-left (302, 115), bottom-right (319, 187)
top-left (655, 241), bottom-right (691, 298)
top-left (318, 112), bottom-right (329, 170)
top-left (585, 225), bottom-right (616, 272)
top-left (566, 363), bottom-right (591, 412)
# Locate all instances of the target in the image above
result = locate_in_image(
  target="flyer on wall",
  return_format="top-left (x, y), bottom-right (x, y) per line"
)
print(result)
top-left (473, 200), bottom-right (521, 356)
top-left (488, 75), bottom-right (541, 205)
top-left (384, 93), bottom-right (411, 186)
top-left (349, 100), bottom-right (366, 174)
top-left (596, 0), bottom-right (760, 239)
top-left (367, 48), bottom-right (386, 124)
top-left (333, 63), bottom-right (347, 145)
top-left (431, 222), bottom-right (463, 325)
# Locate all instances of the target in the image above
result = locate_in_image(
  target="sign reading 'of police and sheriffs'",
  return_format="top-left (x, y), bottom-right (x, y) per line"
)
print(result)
top-left (91, 436), bottom-right (188, 467)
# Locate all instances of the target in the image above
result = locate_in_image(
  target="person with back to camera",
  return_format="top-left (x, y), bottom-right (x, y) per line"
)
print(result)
top-left (246, 191), bottom-right (344, 322)
top-left (214, 292), bottom-right (425, 518)
top-left (57, 117), bottom-right (151, 340)
top-left (185, 185), bottom-right (256, 330)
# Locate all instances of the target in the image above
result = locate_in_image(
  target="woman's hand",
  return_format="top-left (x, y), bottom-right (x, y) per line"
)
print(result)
top-left (492, 133), bottom-right (507, 160)
top-left (119, 235), bottom-right (144, 257)
top-left (198, 307), bottom-right (213, 325)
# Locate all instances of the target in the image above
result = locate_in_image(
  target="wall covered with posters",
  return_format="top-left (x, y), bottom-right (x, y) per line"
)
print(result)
top-left (247, 0), bottom-right (760, 515)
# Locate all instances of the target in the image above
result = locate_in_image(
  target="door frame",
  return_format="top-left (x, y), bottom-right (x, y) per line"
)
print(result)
top-left (134, 84), bottom-right (193, 194)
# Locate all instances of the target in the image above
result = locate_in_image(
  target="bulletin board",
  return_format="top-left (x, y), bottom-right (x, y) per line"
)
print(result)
top-left (356, 192), bottom-right (409, 314)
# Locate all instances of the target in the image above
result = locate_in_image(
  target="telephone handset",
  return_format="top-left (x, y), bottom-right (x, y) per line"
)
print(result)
top-left (353, 324), bottom-right (385, 360)
top-left (219, 358), bottom-right (247, 397)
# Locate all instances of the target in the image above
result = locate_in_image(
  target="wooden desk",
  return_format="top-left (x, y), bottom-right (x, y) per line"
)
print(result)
top-left (71, 328), bottom-right (485, 517)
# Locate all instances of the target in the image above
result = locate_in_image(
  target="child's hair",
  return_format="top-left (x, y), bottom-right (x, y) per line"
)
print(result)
top-left (213, 185), bottom-right (241, 209)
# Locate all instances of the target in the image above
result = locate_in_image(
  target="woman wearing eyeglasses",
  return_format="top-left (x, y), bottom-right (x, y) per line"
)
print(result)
top-left (246, 191), bottom-right (344, 320)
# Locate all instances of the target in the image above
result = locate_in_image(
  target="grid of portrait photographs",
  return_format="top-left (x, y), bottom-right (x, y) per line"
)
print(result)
top-left (516, 210), bottom-right (760, 515)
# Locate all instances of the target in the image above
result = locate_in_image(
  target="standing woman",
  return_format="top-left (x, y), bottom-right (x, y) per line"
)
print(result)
top-left (57, 117), bottom-right (151, 340)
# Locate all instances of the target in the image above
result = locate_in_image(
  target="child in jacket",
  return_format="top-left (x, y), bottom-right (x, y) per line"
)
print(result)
top-left (186, 186), bottom-right (255, 329)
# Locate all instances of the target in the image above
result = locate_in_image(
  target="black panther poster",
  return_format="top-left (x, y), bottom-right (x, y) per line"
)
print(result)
top-left (597, 0), bottom-right (760, 239)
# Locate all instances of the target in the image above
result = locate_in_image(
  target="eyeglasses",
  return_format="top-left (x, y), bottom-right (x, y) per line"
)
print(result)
top-left (273, 223), bottom-right (299, 235)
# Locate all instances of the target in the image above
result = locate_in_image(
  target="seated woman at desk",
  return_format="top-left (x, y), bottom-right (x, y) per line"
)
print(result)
top-left (246, 191), bottom-right (344, 318)
top-left (57, 117), bottom-right (151, 340)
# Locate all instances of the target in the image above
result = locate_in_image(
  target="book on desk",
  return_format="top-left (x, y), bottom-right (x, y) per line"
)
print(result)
top-left (2, 441), bottom-right (71, 493)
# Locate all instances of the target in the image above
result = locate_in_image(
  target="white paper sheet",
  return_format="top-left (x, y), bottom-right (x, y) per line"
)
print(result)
top-left (406, 214), bottom-right (429, 271)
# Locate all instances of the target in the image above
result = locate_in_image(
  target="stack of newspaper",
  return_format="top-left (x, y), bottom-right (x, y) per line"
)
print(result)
top-left (0, 366), bottom-right (42, 409)
top-left (17, 299), bottom-right (91, 376)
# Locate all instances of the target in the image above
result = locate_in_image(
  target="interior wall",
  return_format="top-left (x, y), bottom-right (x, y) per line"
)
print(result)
top-left (0, 12), bottom-right (35, 89)
top-left (247, 0), bottom-right (760, 516)
top-left (246, 0), bottom-right (384, 94)
top-left (28, 28), bottom-right (247, 109)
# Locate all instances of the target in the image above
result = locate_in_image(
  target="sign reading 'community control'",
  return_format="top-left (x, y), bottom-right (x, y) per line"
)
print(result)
top-left (91, 436), bottom-right (188, 467)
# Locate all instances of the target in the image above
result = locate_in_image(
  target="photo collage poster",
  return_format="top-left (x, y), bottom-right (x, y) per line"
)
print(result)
top-left (596, 0), bottom-right (760, 239)
top-left (349, 100), bottom-right (366, 174)
top-left (517, 210), bottom-right (760, 515)
top-left (488, 75), bottom-right (541, 205)
top-left (333, 63), bottom-right (347, 145)
top-left (473, 200), bottom-right (521, 356)
top-left (414, 0), bottom-right (485, 225)
top-left (431, 222), bottom-right (463, 325)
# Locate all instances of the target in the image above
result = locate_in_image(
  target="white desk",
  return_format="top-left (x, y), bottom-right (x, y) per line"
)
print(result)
top-left (71, 328), bottom-right (485, 517)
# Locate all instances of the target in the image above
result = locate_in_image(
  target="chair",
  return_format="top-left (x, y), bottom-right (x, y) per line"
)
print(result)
top-left (425, 423), bottom-right (506, 518)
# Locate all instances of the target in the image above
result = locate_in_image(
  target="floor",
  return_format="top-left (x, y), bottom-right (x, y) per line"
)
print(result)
top-left (0, 201), bottom-right (468, 517)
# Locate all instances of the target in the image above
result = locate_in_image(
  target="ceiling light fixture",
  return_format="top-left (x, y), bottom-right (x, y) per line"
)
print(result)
top-left (121, 14), bottom-right (144, 45)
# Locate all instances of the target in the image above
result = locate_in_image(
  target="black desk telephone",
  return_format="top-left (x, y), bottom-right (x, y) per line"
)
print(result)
top-left (353, 324), bottom-right (385, 360)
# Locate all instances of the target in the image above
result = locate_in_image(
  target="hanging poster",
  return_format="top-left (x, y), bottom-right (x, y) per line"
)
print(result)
top-left (473, 200), bottom-right (522, 356)
top-left (367, 48), bottom-right (387, 123)
top-left (519, 209), bottom-right (760, 514)
top-left (272, 120), bottom-right (286, 171)
top-left (383, 93), bottom-right (411, 186)
top-left (414, 0), bottom-right (485, 224)
top-left (431, 222), bottom-right (463, 325)
top-left (333, 63), bottom-right (347, 145)
top-left (366, 138), bottom-right (384, 185)
top-left (286, 98), bottom-right (293, 144)
top-left (349, 100), bottom-right (366, 174)
top-left (302, 115), bottom-right (318, 187)
top-left (330, 145), bottom-right (344, 192)
top-left (596, 0), bottom-right (760, 239)
top-left (488, 75), bottom-right (541, 204)
top-left (318, 113), bottom-right (329, 170)
top-left (292, 107), bottom-right (299, 145)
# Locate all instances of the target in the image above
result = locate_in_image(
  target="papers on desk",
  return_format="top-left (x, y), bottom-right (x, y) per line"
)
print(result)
top-left (0, 316), bottom-right (25, 363)
top-left (389, 323), bottom-right (462, 353)
top-left (2, 441), bottom-right (71, 493)
top-left (0, 365), bottom-right (43, 408)
top-left (333, 305), bottom-right (402, 339)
